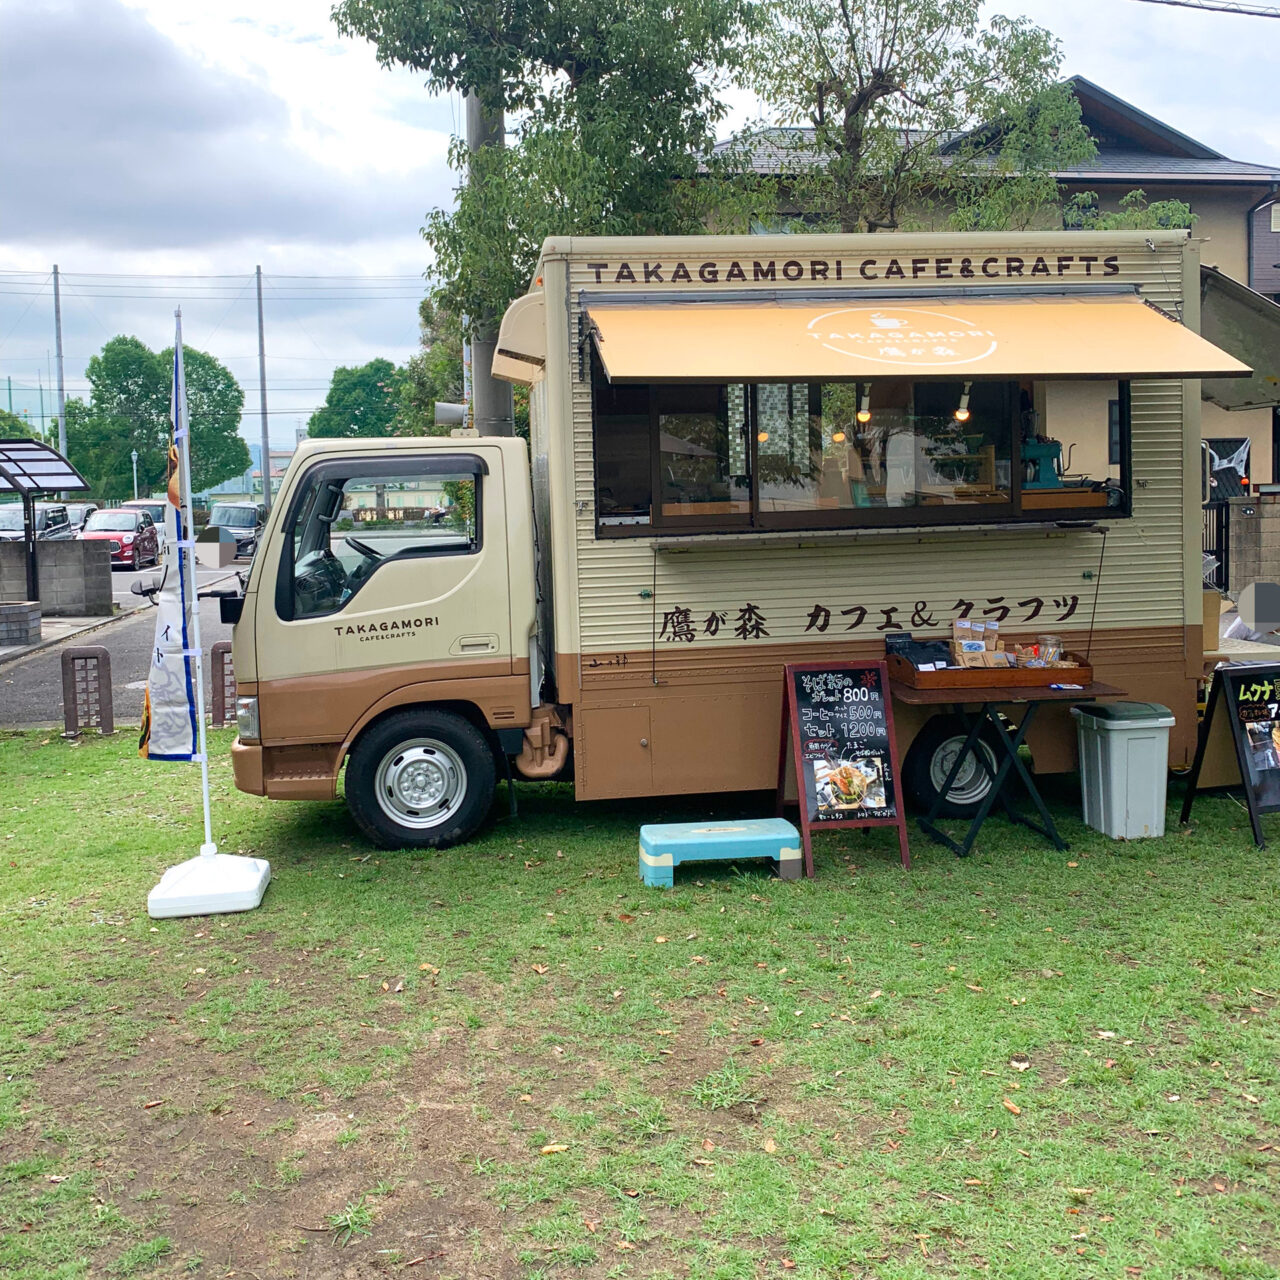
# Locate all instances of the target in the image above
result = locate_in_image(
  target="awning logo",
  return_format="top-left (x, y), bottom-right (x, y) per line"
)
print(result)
top-left (806, 306), bottom-right (999, 368)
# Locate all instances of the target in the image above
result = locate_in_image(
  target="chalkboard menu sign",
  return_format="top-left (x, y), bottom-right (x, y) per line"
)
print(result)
top-left (777, 661), bottom-right (910, 874)
top-left (1182, 661), bottom-right (1280, 847)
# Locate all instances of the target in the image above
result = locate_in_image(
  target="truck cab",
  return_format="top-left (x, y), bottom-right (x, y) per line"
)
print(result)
top-left (227, 436), bottom-right (538, 848)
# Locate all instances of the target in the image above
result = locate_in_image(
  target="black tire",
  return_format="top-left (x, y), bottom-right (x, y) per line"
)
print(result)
top-left (903, 713), bottom-right (1005, 819)
top-left (130, 548), bottom-right (140, 571)
top-left (345, 708), bottom-right (496, 849)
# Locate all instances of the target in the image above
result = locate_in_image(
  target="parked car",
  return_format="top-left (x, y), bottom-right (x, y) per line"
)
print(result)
top-left (79, 508), bottom-right (161, 570)
top-left (0, 503), bottom-right (75, 542)
top-left (63, 501), bottom-right (100, 533)
top-left (206, 501), bottom-right (266, 558)
top-left (120, 499), bottom-right (172, 557)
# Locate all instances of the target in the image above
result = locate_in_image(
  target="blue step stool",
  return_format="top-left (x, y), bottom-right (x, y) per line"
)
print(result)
top-left (639, 818), bottom-right (802, 887)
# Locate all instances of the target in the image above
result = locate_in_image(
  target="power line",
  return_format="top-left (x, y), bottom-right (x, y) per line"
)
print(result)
top-left (1125, 0), bottom-right (1280, 15)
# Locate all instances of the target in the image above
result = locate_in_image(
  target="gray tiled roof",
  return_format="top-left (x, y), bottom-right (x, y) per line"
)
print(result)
top-left (712, 129), bottom-right (1280, 183)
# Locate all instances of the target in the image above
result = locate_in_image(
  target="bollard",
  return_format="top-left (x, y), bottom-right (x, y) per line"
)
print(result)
top-left (210, 641), bottom-right (236, 728)
top-left (61, 646), bottom-right (114, 737)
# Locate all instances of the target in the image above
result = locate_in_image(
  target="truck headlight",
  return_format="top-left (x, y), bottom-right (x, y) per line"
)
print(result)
top-left (236, 695), bottom-right (260, 743)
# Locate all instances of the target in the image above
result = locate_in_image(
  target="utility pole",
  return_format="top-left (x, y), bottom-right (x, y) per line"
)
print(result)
top-left (131, 449), bottom-right (139, 500)
top-left (37, 372), bottom-right (45, 443)
top-left (53, 266), bottom-right (67, 459)
top-left (6, 376), bottom-right (11, 414)
top-left (255, 266), bottom-right (272, 512)
top-left (464, 93), bottom-right (515, 437)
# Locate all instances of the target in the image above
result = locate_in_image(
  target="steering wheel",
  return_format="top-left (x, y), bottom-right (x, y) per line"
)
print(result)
top-left (343, 534), bottom-right (384, 560)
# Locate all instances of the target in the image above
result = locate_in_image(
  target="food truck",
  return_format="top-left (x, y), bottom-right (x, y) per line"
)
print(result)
top-left (224, 231), bottom-right (1249, 848)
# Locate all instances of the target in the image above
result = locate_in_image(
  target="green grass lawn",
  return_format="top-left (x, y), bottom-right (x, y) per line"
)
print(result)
top-left (0, 729), bottom-right (1277, 1279)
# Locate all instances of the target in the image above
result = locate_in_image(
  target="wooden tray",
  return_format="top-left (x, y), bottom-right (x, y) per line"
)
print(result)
top-left (887, 652), bottom-right (1094, 690)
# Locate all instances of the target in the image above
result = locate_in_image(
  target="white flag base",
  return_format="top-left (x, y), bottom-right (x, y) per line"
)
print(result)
top-left (148, 846), bottom-right (271, 919)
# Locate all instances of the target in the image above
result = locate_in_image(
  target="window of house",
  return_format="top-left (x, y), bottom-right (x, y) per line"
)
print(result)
top-left (592, 373), bottom-right (1130, 536)
top-left (277, 456), bottom-right (482, 620)
top-left (1271, 202), bottom-right (1280, 234)
top-left (1108, 399), bottom-right (1122, 466)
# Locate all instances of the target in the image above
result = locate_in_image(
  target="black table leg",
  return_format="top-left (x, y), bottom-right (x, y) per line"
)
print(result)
top-left (917, 701), bottom-right (1069, 857)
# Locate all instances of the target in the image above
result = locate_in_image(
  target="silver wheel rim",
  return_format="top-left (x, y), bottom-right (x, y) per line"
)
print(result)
top-left (374, 737), bottom-right (468, 830)
top-left (929, 736), bottom-right (997, 806)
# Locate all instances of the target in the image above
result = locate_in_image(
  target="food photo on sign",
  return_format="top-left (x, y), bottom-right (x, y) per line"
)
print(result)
top-left (814, 756), bottom-right (888, 815)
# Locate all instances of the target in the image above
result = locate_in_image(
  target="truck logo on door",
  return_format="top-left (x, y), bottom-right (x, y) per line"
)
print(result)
top-left (333, 616), bottom-right (440, 640)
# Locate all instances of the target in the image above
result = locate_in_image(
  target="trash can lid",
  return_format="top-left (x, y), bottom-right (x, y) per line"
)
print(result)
top-left (1071, 700), bottom-right (1176, 726)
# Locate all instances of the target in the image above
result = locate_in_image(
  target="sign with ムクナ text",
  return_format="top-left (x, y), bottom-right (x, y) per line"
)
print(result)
top-left (777, 661), bottom-right (909, 873)
top-left (1181, 661), bottom-right (1280, 847)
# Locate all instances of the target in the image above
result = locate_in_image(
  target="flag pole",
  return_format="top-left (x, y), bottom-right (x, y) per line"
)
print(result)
top-left (146, 310), bottom-right (269, 919)
top-left (173, 309), bottom-right (215, 856)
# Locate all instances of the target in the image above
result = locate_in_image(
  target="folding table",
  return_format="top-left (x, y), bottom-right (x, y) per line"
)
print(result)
top-left (889, 680), bottom-right (1125, 857)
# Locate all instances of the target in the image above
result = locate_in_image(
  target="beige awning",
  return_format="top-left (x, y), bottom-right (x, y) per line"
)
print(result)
top-left (492, 291), bottom-right (546, 385)
top-left (587, 293), bottom-right (1251, 382)
top-left (1200, 267), bottom-right (1280, 411)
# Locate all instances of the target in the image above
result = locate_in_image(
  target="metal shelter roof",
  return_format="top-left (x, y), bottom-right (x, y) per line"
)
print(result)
top-left (0, 439), bottom-right (89, 494)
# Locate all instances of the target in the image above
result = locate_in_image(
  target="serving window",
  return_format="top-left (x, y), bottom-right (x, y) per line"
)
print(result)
top-left (592, 361), bottom-right (1131, 536)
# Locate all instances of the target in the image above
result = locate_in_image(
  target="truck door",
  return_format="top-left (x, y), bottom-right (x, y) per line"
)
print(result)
top-left (254, 451), bottom-right (513, 701)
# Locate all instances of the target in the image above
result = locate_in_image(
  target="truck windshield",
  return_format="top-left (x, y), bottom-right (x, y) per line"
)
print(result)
top-left (281, 463), bottom-right (480, 620)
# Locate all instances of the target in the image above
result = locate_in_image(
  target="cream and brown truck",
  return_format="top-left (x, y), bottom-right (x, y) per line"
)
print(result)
top-left (224, 230), bottom-right (1249, 848)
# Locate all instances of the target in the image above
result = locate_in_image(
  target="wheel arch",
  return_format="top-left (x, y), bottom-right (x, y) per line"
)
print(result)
top-left (341, 695), bottom-right (511, 775)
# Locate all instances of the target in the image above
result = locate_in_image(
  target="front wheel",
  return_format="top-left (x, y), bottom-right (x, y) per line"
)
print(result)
top-left (902, 714), bottom-right (1004, 819)
top-left (345, 709), bottom-right (496, 849)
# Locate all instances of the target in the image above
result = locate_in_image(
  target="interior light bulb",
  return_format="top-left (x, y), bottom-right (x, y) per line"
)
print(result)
top-left (757, 430), bottom-right (769, 443)
top-left (856, 410), bottom-right (871, 424)
top-left (953, 380), bottom-right (973, 423)
top-left (831, 430), bottom-right (846, 444)
top-left (857, 383), bottom-right (872, 425)
top-left (953, 408), bottom-right (971, 423)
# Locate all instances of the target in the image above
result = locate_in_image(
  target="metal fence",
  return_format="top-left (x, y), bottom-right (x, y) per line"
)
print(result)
top-left (1203, 502), bottom-right (1230, 592)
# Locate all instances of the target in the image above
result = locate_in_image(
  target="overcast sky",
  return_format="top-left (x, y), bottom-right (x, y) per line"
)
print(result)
top-left (1, 0), bottom-right (1277, 450)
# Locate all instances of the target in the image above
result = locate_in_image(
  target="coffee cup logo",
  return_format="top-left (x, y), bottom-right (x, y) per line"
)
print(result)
top-left (806, 306), bottom-right (999, 368)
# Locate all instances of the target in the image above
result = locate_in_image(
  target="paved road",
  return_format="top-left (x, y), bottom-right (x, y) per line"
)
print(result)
top-left (1, 566), bottom-right (240, 728)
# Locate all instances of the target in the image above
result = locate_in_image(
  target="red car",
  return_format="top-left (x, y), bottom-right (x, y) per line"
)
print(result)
top-left (79, 508), bottom-right (161, 570)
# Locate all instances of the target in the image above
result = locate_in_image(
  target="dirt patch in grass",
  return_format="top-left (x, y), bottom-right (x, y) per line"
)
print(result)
top-left (22, 965), bottom-right (520, 1277)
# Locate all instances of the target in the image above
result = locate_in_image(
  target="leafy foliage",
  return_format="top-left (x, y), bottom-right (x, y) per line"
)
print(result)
top-left (307, 358), bottom-right (398, 439)
top-left (333, 0), bottom-right (759, 328)
top-left (65, 337), bottom-right (248, 500)
top-left (390, 301), bottom-right (464, 437)
top-left (1064, 188), bottom-right (1198, 232)
top-left (741, 0), bottom-right (1095, 233)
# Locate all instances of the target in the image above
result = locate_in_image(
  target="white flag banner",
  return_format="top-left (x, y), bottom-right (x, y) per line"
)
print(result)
top-left (145, 309), bottom-right (271, 919)
top-left (139, 339), bottom-right (197, 760)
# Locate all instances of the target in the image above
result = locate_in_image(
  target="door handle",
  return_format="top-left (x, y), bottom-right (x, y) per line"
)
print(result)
top-left (451, 634), bottom-right (499, 655)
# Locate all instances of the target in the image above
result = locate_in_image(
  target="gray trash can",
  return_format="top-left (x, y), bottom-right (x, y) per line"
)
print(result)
top-left (1070, 702), bottom-right (1176, 839)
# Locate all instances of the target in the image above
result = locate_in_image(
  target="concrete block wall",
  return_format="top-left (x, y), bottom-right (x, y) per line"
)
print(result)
top-left (0, 601), bottom-right (40, 645)
top-left (1229, 494), bottom-right (1280, 596)
top-left (0, 540), bottom-right (113, 617)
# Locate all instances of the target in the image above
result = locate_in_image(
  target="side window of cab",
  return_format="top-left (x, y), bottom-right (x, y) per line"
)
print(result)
top-left (275, 455), bottom-right (485, 622)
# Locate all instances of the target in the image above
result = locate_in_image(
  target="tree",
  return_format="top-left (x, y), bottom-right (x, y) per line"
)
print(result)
top-left (391, 301), bottom-right (464, 437)
top-left (1064, 188), bottom-right (1196, 232)
top-left (0, 408), bottom-right (29, 436)
top-left (308, 358), bottom-right (399, 439)
top-left (333, 0), bottom-right (759, 329)
top-left (65, 336), bottom-right (248, 499)
top-left (742, 0), bottom-right (1095, 233)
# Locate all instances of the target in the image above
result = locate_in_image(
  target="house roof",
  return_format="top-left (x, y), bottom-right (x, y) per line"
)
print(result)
top-left (715, 76), bottom-right (1280, 185)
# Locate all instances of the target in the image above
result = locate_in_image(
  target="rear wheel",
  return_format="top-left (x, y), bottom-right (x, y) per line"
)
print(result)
top-left (903, 714), bottom-right (1004, 818)
top-left (345, 709), bottom-right (496, 849)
